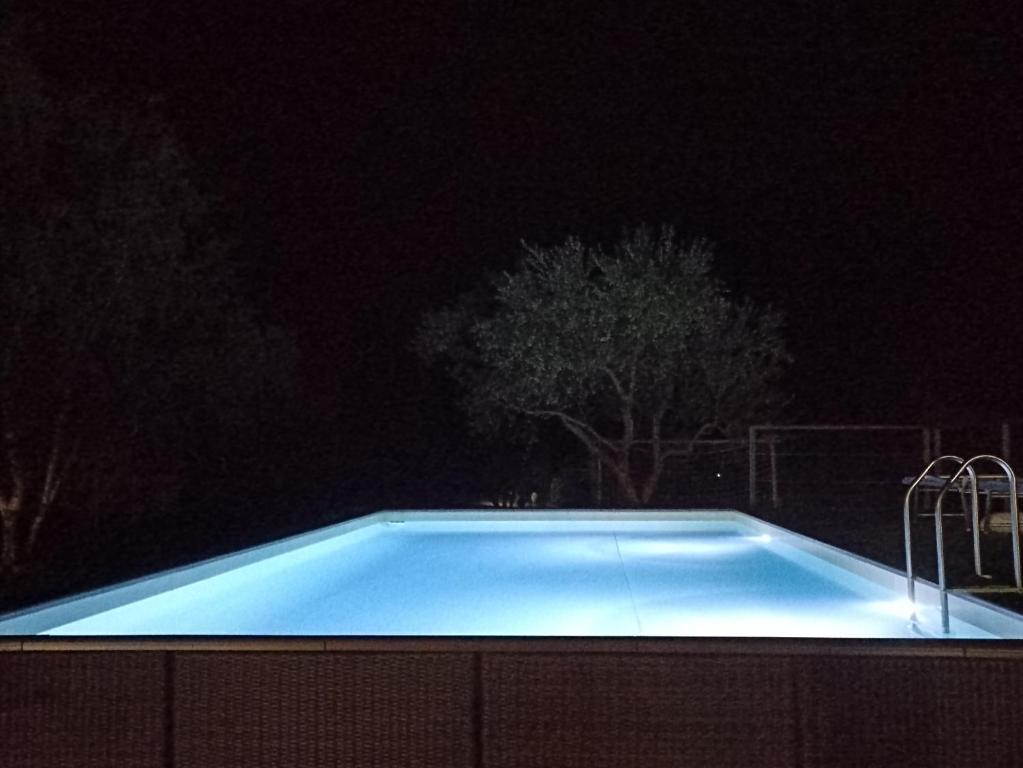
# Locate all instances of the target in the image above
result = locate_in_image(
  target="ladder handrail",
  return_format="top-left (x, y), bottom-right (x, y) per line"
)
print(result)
top-left (932, 455), bottom-right (1021, 634)
top-left (903, 456), bottom-right (979, 626)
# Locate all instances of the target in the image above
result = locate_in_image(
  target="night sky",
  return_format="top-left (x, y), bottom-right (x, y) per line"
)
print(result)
top-left (9, 2), bottom-right (1023, 501)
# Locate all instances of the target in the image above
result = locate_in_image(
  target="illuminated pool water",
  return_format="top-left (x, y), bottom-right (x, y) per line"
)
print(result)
top-left (2, 511), bottom-right (1022, 638)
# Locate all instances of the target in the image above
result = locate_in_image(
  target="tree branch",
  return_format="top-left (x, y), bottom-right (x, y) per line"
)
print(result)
top-left (601, 365), bottom-right (636, 449)
top-left (0, 404), bottom-right (25, 514)
top-left (641, 392), bottom-right (672, 504)
top-left (518, 407), bottom-right (620, 459)
top-left (602, 366), bottom-right (628, 403)
top-left (627, 348), bottom-right (639, 400)
top-left (687, 422), bottom-right (720, 451)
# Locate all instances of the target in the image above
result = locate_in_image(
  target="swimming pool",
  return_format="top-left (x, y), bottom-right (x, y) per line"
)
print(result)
top-left (3, 510), bottom-right (1021, 638)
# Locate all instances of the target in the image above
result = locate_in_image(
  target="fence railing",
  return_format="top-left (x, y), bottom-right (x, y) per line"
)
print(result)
top-left (556, 422), bottom-right (1022, 512)
top-left (747, 424), bottom-right (929, 509)
top-left (748, 422), bottom-right (1020, 512)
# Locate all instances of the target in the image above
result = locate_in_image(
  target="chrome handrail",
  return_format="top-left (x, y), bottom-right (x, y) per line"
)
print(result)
top-left (903, 456), bottom-right (979, 627)
top-left (933, 455), bottom-right (1021, 634)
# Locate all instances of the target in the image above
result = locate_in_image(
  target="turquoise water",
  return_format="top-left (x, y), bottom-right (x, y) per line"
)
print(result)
top-left (8, 518), bottom-right (1002, 638)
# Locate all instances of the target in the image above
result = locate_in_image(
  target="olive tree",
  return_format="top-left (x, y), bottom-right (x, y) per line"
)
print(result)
top-left (416, 226), bottom-right (788, 505)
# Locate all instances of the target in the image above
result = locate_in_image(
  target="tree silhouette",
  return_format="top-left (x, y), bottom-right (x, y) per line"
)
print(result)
top-left (417, 226), bottom-right (788, 505)
top-left (0, 38), bottom-right (293, 572)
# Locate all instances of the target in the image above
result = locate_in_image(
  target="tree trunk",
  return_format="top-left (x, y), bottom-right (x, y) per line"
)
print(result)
top-left (605, 455), bottom-right (641, 506)
top-left (0, 511), bottom-right (16, 573)
top-left (639, 439), bottom-right (671, 505)
top-left (0, 428), bottom-right (25, 573)
top-left (640, 464), bottom-right (663, 506)
top-left (619, 478), bottom-right (641, 506)
top-left (640, 407), bottom-right (669, 505)
top-left (548, 412), bottom-right (643, 505)
top-left (25, 409), bottom-right (75, 557)
top-left (27, 436), bottom-right (63, 557)
top-left (25, 506), bottom-right (46, 558)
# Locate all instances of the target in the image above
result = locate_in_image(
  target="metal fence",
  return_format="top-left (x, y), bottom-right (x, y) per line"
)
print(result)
top-left (747, 425), bottom-right (928, 511)
top-left (557, 422), bottom-right (1022, 513)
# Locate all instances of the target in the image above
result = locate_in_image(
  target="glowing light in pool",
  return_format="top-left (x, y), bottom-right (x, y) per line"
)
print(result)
top-left (621, 536), bottom-right (762, 558)
top-left (753, 533), bottom-right (772, 543)
top-left (867, 597), bottom-right (917, 620)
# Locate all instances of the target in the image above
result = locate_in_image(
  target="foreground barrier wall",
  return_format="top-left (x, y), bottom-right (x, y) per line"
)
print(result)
top-left (2, 639), bottom-right (1022, 768)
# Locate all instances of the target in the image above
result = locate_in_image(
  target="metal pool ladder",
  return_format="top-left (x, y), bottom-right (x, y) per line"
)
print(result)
top-left (903, 454), bottom-right (1022, 634)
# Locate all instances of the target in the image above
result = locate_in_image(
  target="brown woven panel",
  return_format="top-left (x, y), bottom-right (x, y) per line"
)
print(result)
top-left (174, 652), bottom-right (475, 768)
top-left (0, 652), bottom-right (166, 768)
top-left (798, 655), bottom-right (1023, 767)
top-left (482, 653), bottom-right (797, 768)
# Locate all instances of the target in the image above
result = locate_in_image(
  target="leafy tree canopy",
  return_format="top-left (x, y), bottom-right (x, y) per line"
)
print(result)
top-left (0, 36), bottom-right (295, 573)
top-left (417, 226), bottom-right (789, 505)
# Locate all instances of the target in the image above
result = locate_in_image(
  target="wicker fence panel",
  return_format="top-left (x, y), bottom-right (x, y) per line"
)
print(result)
top-left (0, 651), bottom-right (166, 768)
top-left (173, 652), bottom-right (476, 768)
top-left (797, 654), bottom-right (1023, 768)
top-left (3, 645), bottom-right (1022, 767)
top-left (481, 652), bottom-right (797, 768)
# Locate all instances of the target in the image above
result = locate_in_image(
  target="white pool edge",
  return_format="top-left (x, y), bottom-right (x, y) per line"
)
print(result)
top-left (0, 511), bottom-right (391, 634)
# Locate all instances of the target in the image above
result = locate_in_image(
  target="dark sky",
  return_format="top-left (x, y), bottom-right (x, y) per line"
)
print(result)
top-left (9, 1), bottom-right (1023, 495)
